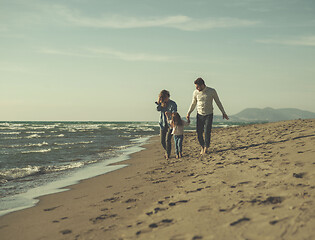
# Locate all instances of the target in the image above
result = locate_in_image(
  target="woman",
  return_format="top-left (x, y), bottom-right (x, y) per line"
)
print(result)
top-left (155, 90), bottom-right (177, 159)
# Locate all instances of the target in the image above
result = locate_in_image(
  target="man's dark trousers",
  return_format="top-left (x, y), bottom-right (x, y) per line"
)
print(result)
top-left (196, 113), bottom-right (213, 148)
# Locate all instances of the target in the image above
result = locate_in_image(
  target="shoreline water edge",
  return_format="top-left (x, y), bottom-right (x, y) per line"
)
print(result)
top-left (0, 119), bottom-right (314, 239)
top-left (0, 136), bottom-right (150, 217)
top-left (0, 121), bottom-right (245, 217)
top-left (0, 121), bottom-right (160, 216)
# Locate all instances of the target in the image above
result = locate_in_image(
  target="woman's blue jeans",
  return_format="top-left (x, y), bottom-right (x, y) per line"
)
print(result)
top-left (160, 125), bottom-right (172, 157)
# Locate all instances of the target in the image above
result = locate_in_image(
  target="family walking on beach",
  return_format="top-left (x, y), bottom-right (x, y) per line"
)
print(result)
top-left (156, 77), bottom-right (229, 159)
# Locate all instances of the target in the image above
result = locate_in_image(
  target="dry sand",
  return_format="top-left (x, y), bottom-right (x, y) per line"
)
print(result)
top-left (0, 119), bottom-right (314, 240)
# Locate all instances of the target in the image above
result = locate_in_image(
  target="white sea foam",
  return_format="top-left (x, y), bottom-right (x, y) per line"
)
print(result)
top-left (26, 134), bottom-right (41, 139)
top-left (47, 162), bottom-right (84, 172)
top-left (26, 142), bottom-right (49, 147)
top-left (0, 166), bottom-right (42, 180)
top-left (3, 137), bottom-right (21, 140)
top-left (62, 124), bottom-right (101, 132)
top-left (0, 162), bottom-right (86, 181)
top-left (26, 125), bottom-right (58, 130)
top-left (21, 148), bottom-right (51, 154)
top-left (137, 127), bottom-right (155, 131)
top-left (3, 123), bottom-right (27, 130)
top-left (3, 142), bottom-right (49, 148)
top-left (25, 131), bottom-right (45, 134)
top-left (0, 132), bottom-right (21, 135)
top-left (53, 141), bottom-right (93, 146)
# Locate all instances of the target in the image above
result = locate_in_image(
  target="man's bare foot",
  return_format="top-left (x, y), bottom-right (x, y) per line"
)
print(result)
top-left (200, 147), bottom-right (205, 155)
top-left (164, 152), bottom-right (169, 160)
top-left (179, 152), bottom-right (183, 158)
top-left (176, 154), bottom-right (179, 159)
top-left (204, 147), bottom-right (209, 154)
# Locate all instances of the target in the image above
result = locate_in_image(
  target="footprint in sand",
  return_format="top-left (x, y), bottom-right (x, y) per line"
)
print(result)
top-left (149, 219), bottom-right (173, 228)
top-left (136, 219), bottom-right (174, 236)
top-left (186, 188), bottom-right (203, 194)
top-left (103, 197), bottom-right (119, 203)
top-left (90, 213), bottom-right (117, 224)
top-left (198, 205), bottom-right (211, 212)
top-left (230, 217), bottom-right (250, 226)
top-left (250, 196), bottom-right (284, 205)
top-left (124, 198), bottom-right (138, 203)
top-left (192, 236), bottom-right (203, 240)
top-left (152, 179), bottom-right (167, 184)
top-left (146, 207), bottom-right (168, 216)
top-left (44, 205), bottom-right (62, 211)
top-left (60, 229), bottom-right (72, 235)
top-left (169, 200), bottom-right (189, 206)
top-left (293, 172), bottom-right (306, 178)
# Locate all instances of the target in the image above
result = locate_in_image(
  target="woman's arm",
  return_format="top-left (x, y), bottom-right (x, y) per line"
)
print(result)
top-left (155, 101), bottom-right (163, 112)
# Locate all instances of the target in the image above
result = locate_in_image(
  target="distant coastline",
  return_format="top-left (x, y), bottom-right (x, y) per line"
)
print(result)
top-left (214, 107), bottom-right (315, 123)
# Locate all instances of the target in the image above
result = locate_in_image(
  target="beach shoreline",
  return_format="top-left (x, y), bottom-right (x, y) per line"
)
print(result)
top-left (0, 135), bottom-right (152, 217)
top-left (0, 119), bottom-right (314, 240)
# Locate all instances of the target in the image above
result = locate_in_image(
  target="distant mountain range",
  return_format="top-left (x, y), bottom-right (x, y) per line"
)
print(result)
top-left (213, 107), bottom-right (315, 122)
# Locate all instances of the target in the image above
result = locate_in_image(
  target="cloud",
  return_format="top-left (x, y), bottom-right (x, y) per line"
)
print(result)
top-left (39, 47), bottom-right (175, 62)
top-left (257, 36), bottom-right (315, 46)
top-left (173, 18), bottom-right (258, 31)
top-left (54, 5), bottom-right (258, 31)
top-left (87, 48), bottom-right (174, 62)
top-left (39, 48), bottom-right (95, 58)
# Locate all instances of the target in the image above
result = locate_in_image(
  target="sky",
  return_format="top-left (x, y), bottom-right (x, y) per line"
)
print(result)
top-left (1, 0), bottom-right (315, 121)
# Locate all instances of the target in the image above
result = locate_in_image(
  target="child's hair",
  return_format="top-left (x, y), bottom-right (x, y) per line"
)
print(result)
top-left (172, 112), bottom-right (183, 126)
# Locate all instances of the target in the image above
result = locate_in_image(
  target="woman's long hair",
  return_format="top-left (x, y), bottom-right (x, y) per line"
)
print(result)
top-left (158, 90), bottom-right (170, 107)
top-left (172, 112), bottom-right (183, 127)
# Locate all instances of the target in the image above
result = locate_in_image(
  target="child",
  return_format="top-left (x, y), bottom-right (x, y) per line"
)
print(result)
top-left (169, 112), bottom-right (189, 158)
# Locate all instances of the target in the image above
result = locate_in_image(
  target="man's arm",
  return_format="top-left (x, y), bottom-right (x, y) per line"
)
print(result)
top-left (213, 89), bottom-right (229, 120)
top-left (186, 92), bottom-right (197, 122)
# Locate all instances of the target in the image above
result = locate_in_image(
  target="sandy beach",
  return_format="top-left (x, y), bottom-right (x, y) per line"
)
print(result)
top-left (0, 119), bottom-right (314, 240)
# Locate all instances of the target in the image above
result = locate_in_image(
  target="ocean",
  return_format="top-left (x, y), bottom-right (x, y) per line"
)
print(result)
top-left (0, 120), bottom-right (244, 216)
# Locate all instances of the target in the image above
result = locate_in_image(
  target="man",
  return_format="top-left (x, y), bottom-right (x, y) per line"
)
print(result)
top-left (156, 90), bottom-right (177, 159)
top-left (186, 78), bottom-right (229, 155)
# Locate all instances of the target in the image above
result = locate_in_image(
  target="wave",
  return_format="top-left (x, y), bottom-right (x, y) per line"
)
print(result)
top-left (0, 132), bottom-right (21, 135)
top-left (109, 126), bottom-right (156, 133)
top-left (26, 134), bottom-right (41, 139)
top-left (1, 142), bottom-right (49, 148)
top-left (53, 141), bottom-right (93, 146)
top-left (0, 162), bottom-right (87, 181)
top-left (24, 125), bottom-right (59, 130)
top-left (26, 142), bottom-right (49, 147)
top-left (61, 124), bottom-right (101, 132)
top-left (0, 166), bottom-right (42, 181)
top-left (25, 131), bottom-right (45, 134)
top-left (21, 148), bottom-right (51, 154)
top-left (11, 134), bottom-right (65, 139)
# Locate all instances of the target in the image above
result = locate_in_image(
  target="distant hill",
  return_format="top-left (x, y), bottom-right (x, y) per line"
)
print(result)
top-left (229, 107), bottom-right (315, 122)
top-left (190, 107), bottom-right (315, 123)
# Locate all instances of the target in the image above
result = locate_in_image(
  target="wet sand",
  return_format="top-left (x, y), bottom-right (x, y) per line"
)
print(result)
top-left (0, 119), bottom-right (314, 240)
